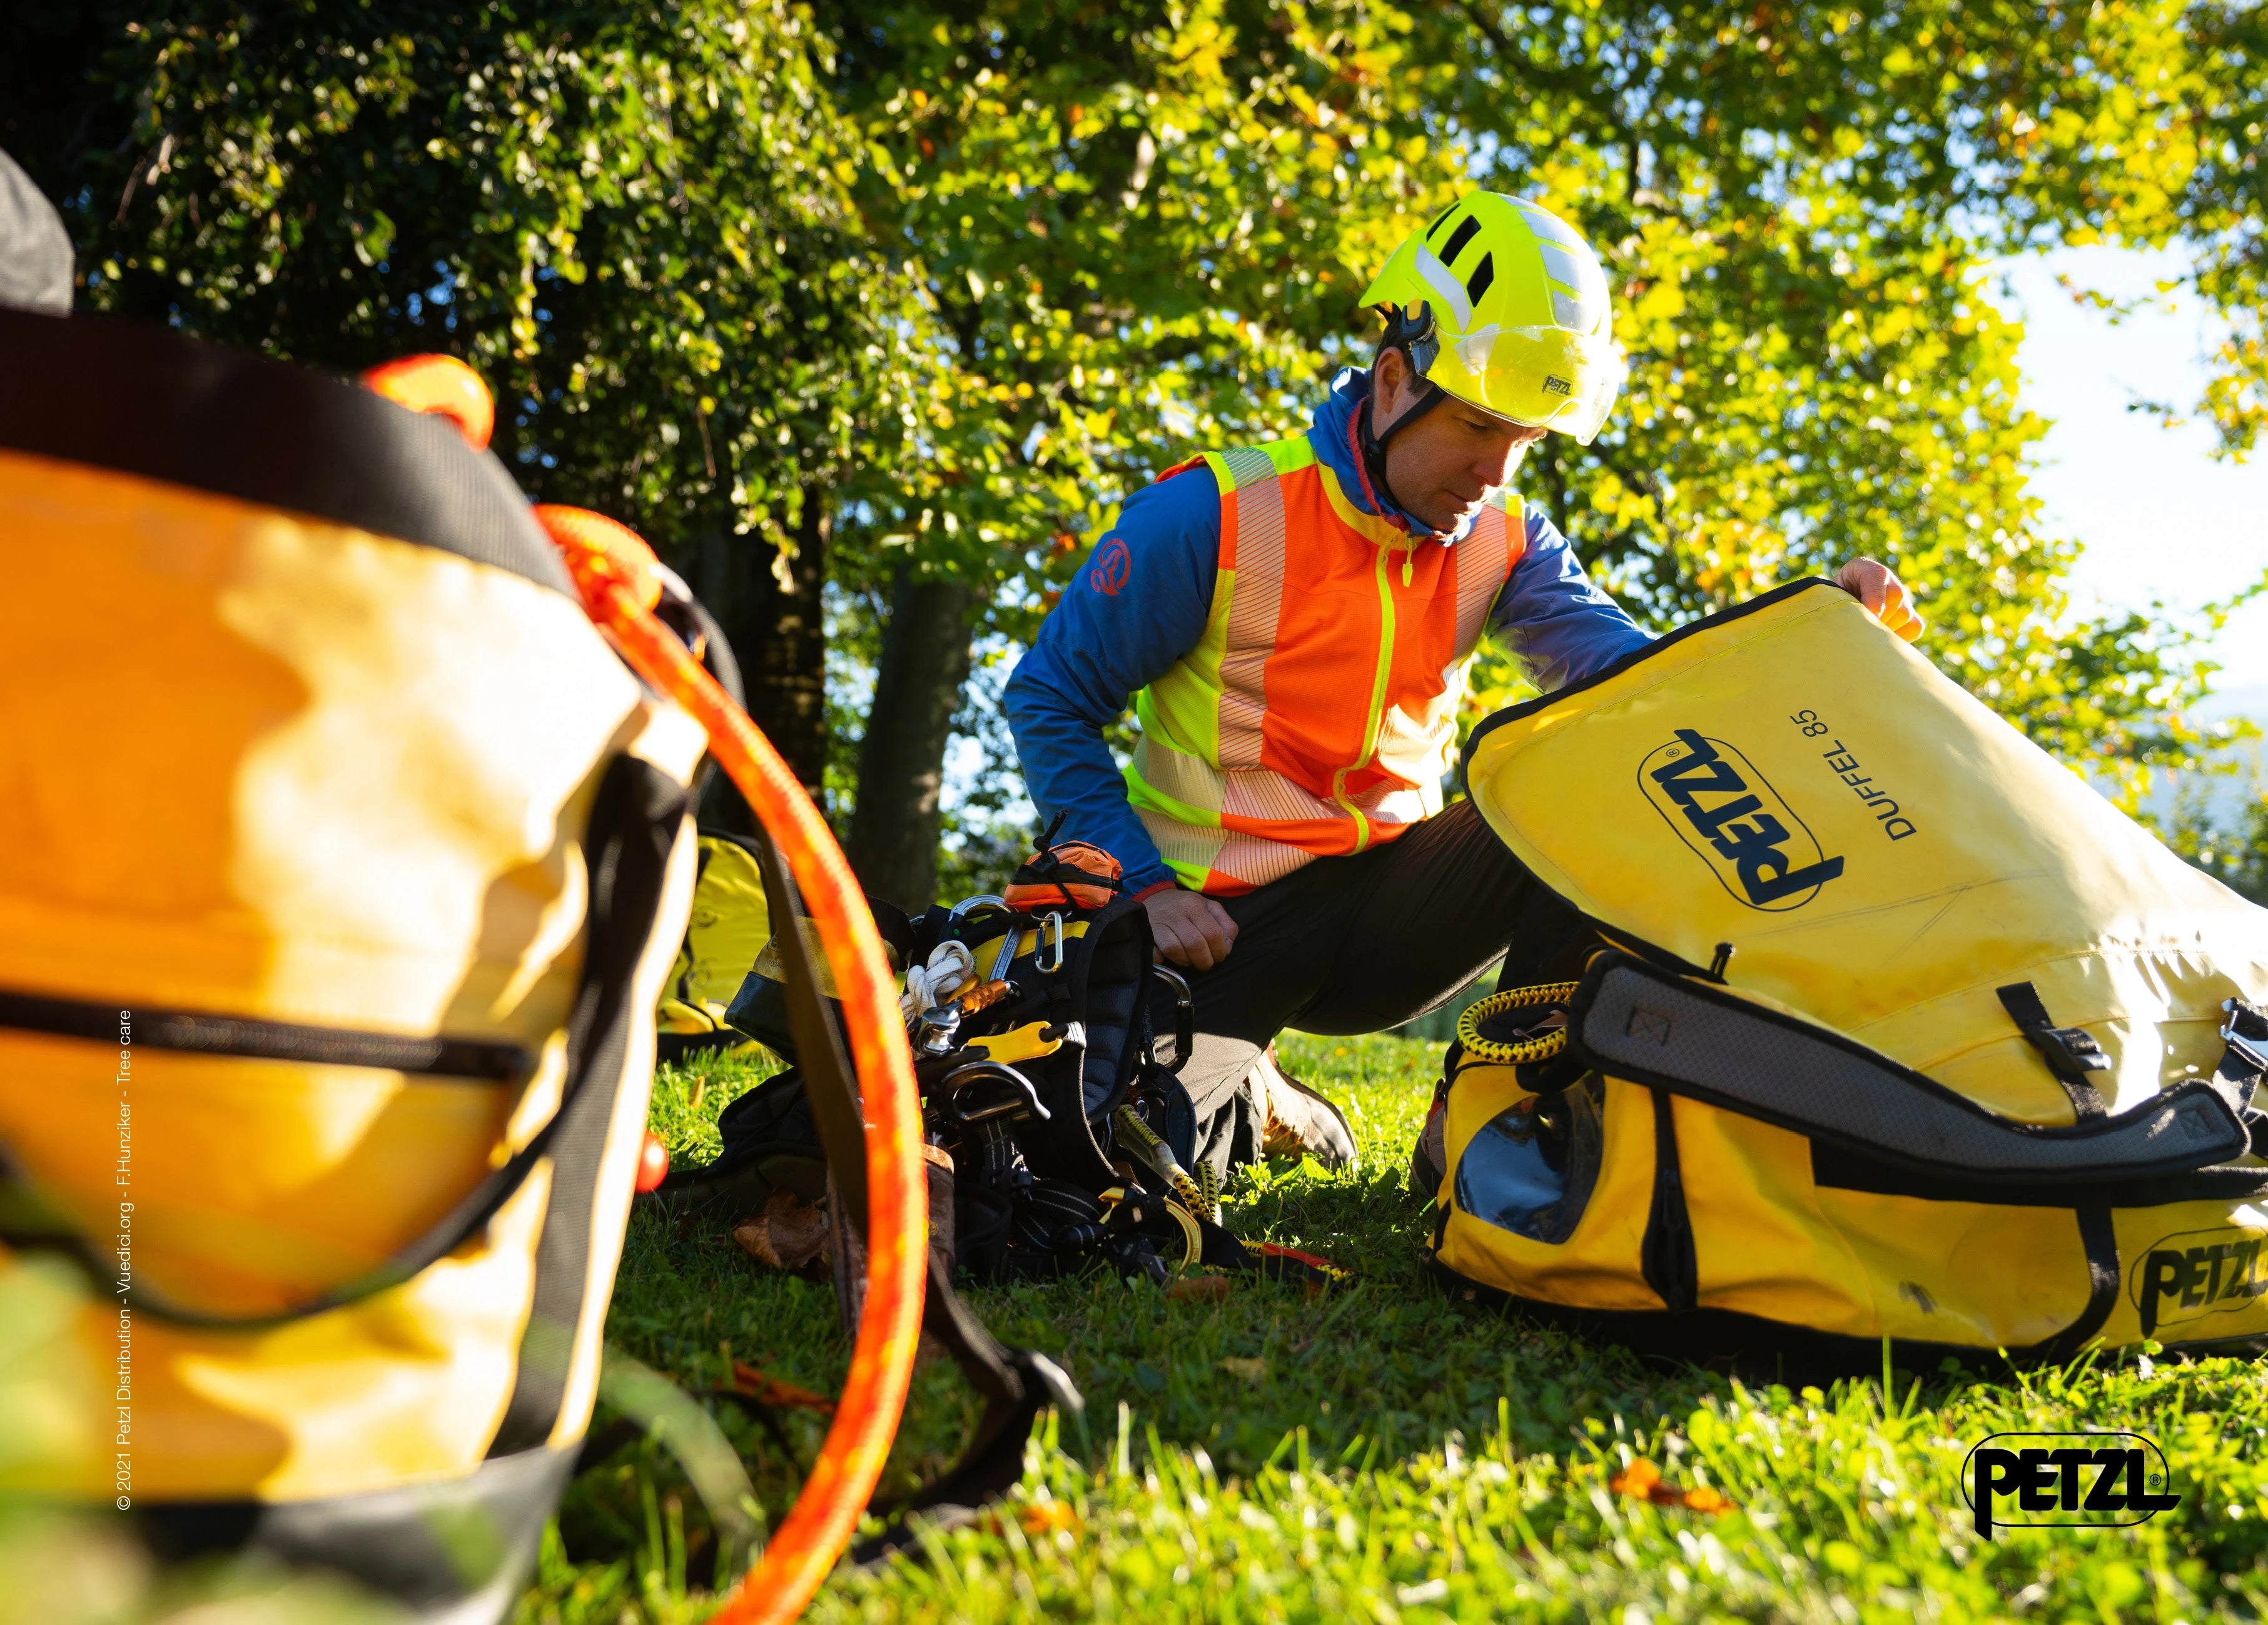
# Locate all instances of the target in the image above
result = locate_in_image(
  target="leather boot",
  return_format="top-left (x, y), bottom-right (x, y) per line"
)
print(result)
top-left (1249, 1044), bottom-right (1357, 1170)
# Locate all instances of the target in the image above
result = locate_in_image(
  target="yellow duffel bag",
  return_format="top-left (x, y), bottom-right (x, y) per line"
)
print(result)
top-left (0, 307), bottom-right (703, 1616)
top-left (1430, 578), bottom-right (2268, 1364)
top-left (654, 831), bottom-right (776, 1056)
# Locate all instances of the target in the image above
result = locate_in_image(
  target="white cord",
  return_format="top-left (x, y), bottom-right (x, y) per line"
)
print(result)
top-left (899, 939), bottom-right (978, 1018)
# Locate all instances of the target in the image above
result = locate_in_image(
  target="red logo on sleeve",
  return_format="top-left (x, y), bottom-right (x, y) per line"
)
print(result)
top-left (1091, 535), bottom-right (1131, 597)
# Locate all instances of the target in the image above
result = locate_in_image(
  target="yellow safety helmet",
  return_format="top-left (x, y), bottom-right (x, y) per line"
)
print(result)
top-left (1360, 191), bottom-right (1626, 445)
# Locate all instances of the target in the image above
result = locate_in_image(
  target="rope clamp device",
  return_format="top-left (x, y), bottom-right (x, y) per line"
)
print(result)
top-left (939, 1060), bottom-right (1051, 1125)
top-left (914, 1003), bottom-right (963, 1056)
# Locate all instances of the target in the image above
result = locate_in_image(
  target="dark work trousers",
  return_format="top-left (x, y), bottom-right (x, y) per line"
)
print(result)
top-left (1152, 797), bottom-right (1589, 1175)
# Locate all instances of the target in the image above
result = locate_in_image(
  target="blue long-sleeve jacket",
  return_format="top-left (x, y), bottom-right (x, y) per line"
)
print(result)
top-left (1004, 368), bottom-right (1652, 895)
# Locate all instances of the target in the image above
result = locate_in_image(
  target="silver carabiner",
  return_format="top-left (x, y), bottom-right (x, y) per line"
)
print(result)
top-left (949, 893), bottom-right (1023, 982)
top-left (2222, 998), bottom-right (2268, 1075)
top-left (1035, 911), bottom-right (1067, 974)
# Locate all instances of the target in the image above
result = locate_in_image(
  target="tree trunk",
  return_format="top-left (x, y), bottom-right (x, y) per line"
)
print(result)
top-left (845, 565), bottom-right (978, 911)
top-left (696, 490), bottom-right (831, 834)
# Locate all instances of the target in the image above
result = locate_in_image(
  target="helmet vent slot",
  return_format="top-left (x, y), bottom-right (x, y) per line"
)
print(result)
top-left (1464, 251), bottom-right (1496, 304)
top-left (1438, 212), bottom-right (1482, 265)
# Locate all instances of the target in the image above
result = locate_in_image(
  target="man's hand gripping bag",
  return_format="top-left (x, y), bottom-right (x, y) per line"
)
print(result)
top-left (1436, 579), bottom-right (2268, 1364)
top-left (0, 310), bottom-right (704, 1615)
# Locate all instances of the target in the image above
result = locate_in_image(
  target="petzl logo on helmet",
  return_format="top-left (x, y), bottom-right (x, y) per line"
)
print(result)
top-left (1090, 535), bottom-right (1131, 597)
top-left (1639, 729), bottom-right (1844, 911)
top-left (1542, 375), bottom-right (1573, 397)
top-left (2131, 1227), bottom-right (2268, 1335)
top-left (1962, 1432), bottom-right (2177, 1540)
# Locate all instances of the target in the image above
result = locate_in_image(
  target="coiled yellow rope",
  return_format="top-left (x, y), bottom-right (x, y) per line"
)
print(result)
top-left (1454, 981), bottom-right (1582, 1066)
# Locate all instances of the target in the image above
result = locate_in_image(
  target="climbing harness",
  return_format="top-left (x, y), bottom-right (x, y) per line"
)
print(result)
top-left (659, 831), bottom-right (1342, 1293)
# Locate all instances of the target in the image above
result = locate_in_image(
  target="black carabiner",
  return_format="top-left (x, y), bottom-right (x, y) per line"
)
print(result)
top-left (1149, 964), bottom-right (1195, 1074)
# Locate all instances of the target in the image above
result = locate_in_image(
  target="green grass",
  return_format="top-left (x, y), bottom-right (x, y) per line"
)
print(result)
top-left (514, 1034), bottom-right (2268, 1624)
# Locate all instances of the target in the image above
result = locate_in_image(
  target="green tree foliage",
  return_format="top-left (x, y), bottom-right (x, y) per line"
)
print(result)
top-left (2118, 1), bottom-right (2268, 458)
top-left (2162, 772), bottom-right (2268, 903)
top-left (9, 0), bottom-right (2262, 873)
top-left (6, 0), bottom-right (928, 792)
top-left (821, 0), bottom-right (1469, 627)
top-left (816, 0), bottom-right (1484, 898)
top-left (825, 0), bottom-right (2258, 845)
top-left (1406, 0), bottom-right (2253, 800)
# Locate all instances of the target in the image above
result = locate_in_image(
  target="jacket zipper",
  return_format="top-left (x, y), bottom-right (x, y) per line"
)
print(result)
top-left (0, 986), bottom-right (530, 1081)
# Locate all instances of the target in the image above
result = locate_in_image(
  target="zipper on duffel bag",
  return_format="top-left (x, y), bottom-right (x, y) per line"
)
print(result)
top-left (0, 986), bottom-right (530, 1081)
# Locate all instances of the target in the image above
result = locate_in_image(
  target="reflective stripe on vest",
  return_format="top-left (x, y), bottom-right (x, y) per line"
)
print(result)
top-left (1125, 435), bottom-right (1524, 895)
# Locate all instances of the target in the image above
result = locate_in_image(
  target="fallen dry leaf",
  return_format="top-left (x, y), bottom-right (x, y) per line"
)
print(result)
top-left (1018, 1501), bottom-right (1083, 1536)
top-left (1608, 1457), bottom-right (1733, 1513)
top-left (730, 1360), bottom-right (836, 1415)
top-left (1608, 1459), bottom-right (1662, 1497)
top-left (978, 1500), bottom-right (1085, 1539)
top-left (731, 1189), bottom-right (830, 1271)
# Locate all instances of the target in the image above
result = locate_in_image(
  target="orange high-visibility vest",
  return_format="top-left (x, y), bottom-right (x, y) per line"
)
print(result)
top-left (1124, 436), bottom-right (1524, 894)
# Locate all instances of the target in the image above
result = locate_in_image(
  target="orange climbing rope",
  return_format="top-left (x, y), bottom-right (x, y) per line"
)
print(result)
top-left (540, 505), bottom-right (928, 1625)
top-left (362, 357), bottom-right (927, 1624)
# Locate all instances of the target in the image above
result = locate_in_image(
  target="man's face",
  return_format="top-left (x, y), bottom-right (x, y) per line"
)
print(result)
top-left (1374, 347), bottom-right (1547, 534)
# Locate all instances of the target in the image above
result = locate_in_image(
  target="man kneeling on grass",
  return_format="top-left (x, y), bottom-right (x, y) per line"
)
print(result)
top-left (1005, 190), bottom-right (1923, 1178)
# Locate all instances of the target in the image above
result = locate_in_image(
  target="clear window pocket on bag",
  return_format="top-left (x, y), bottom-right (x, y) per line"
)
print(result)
top-left (1453, 1076), bottom-right (1605, 1246)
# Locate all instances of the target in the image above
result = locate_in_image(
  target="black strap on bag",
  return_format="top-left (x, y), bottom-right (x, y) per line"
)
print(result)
top-left (1995, 981), bottom-right (2112, 1120)
top-left (2214, 997), bottom-right (2268, 1157)
top-left (734, 820), bottom-right (1080, 1552)
top-left (1571, 951), bottom-right (2250, 1186)
top-left (0, 753), bottom-right (687, 1331)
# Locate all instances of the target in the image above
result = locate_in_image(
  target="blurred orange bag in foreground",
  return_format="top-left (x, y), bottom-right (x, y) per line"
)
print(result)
top-left (0, 308), bottom-right (706, 1616)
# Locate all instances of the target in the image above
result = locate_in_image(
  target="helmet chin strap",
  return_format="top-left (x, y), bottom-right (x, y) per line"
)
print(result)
top-left (1362, 306), bottom-right (1452, 520)
top-left (1359, 382), bottom-right (1444, 524)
